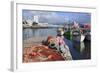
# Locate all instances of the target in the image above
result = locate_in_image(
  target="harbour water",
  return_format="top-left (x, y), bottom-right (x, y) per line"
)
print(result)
top-left (23, 28), bottom-right (57, 40)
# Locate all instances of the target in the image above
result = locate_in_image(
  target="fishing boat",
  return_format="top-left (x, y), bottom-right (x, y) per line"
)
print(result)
top-left (85, 32), bottom-right (91, 41)
top-left (72, 31), bottom-right (85, 42)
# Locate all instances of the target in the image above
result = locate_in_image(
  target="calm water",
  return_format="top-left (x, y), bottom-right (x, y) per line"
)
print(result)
top-left (23, 28), bottom-right (57, 40)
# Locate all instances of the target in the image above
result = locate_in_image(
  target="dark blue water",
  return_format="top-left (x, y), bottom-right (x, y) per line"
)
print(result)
top-left (64, 38), bottom-right (91, 60)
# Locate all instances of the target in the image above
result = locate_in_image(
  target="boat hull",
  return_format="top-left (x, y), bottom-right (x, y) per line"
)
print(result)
top-left (72, 34), bottom-right (85, 42)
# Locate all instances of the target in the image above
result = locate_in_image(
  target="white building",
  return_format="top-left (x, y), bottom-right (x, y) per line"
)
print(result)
top-left (33, 15), bottom-right (39, 23)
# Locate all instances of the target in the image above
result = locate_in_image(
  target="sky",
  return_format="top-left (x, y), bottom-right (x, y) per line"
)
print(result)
top-left (22, 10), bottom-right (91, 24)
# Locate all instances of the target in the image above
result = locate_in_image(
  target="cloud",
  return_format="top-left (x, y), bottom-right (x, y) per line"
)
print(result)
top-left (22, 10), bottom-right (91, 24)
top-left (23, 10), bottom-right (68, 24)
top-left (38, 12), bottom-right (68, 24)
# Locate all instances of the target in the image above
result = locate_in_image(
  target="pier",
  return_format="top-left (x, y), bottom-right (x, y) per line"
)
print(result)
top-left (23, 24), bottom-right (65, 29)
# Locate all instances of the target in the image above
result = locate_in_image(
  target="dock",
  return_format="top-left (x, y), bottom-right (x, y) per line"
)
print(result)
top-left (23, 24), bottom-right (66, 29)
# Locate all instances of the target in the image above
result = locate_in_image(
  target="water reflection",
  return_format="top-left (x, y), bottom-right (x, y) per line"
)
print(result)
top-left (23, 28), bottom-right (57, 40)
top-left (73, 41), bottom-right (85, 53)
top-left (72, 39), bottom-right (91, 59)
